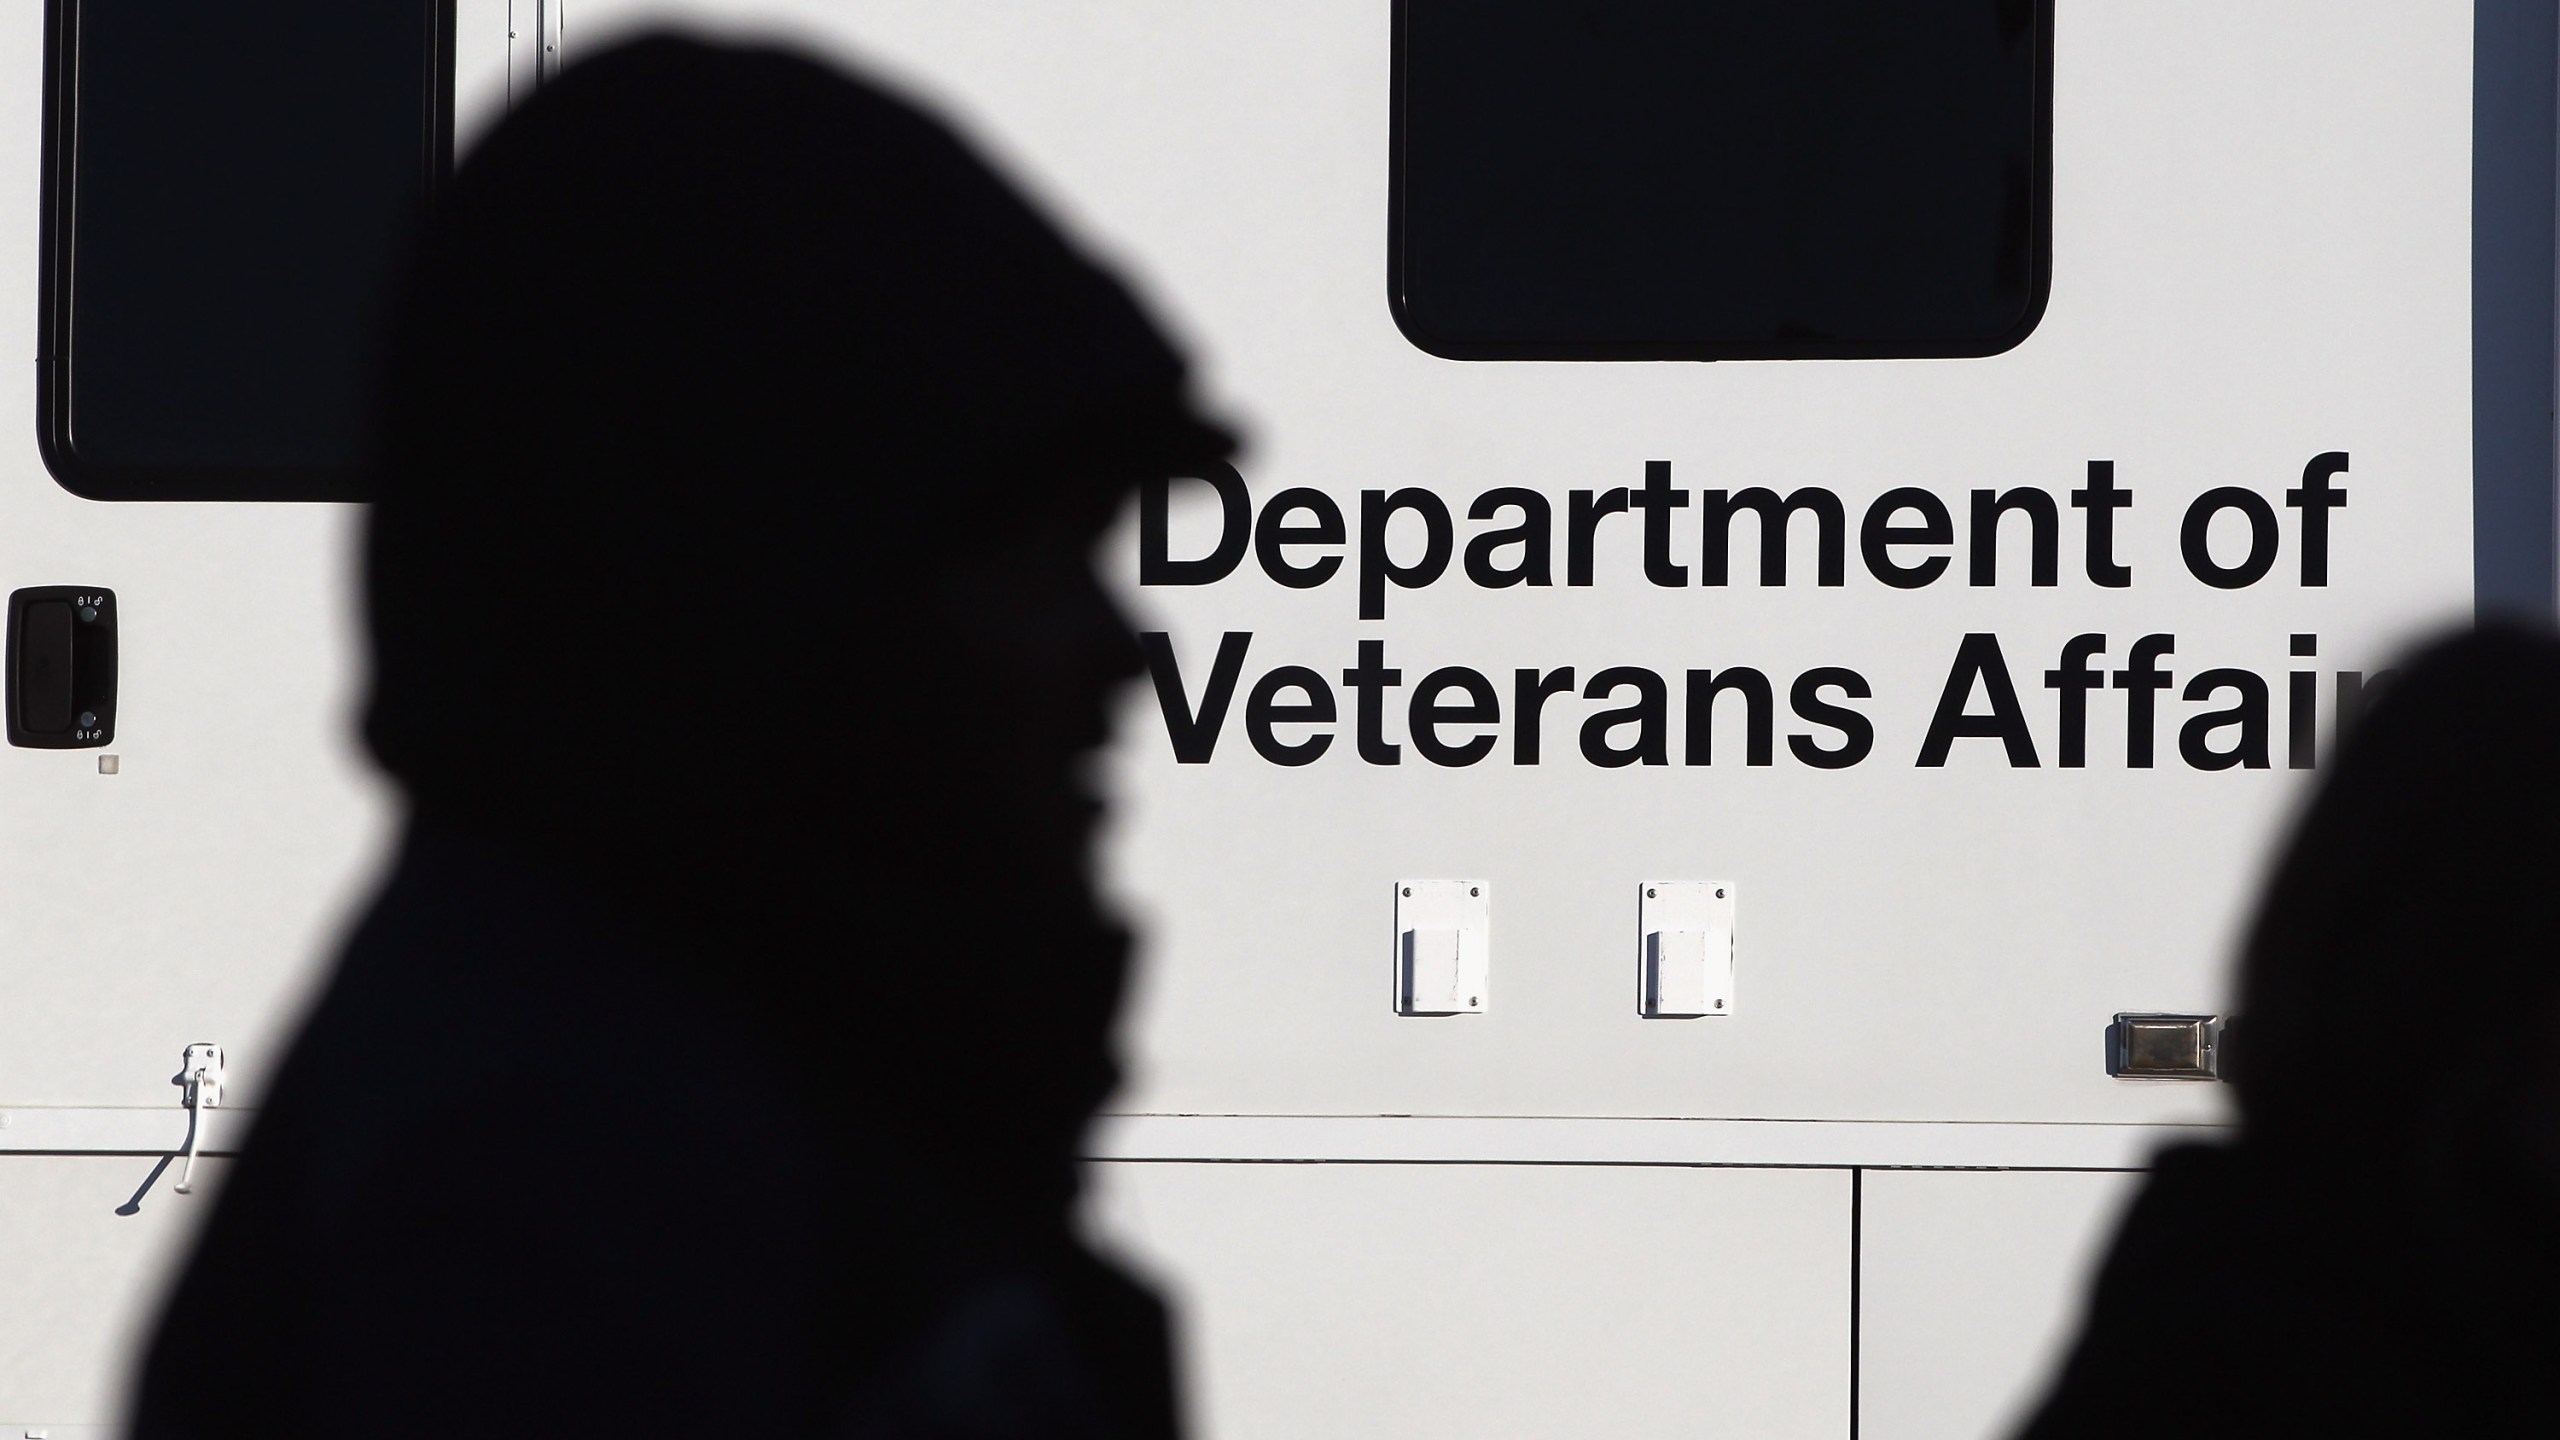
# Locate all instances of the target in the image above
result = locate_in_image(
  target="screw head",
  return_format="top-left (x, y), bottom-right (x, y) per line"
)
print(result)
top-left (1468, 997), bottom-right (1479, 1007)
top-left (1646, 887), bottom-right (1657, 899)
top-left (1715, 888), bottom-right (1727, 899)
top-left (1401, 886), bottom-right (1412, 897)
top-left (1715, 998), bottom-right (1725, 1009)
top-left (1469, 886), bottom-right (1480, 897)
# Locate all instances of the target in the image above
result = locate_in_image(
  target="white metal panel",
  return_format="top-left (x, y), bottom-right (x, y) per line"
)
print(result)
top-left (0, 1156), bottom-right (228, 1429)
top-left (1859, 1168), bottom-right (2145, 1440)
top-left (1087, 1114), bottom-right (2211, 1172)
top-left (0, 0), bottom-right (2479, 1423)
top-left (0, 1107), bottom-right (250, 1158)
top-left (0, 13), bottom-right (2464, 1115)
top-left (0, 4), bottom-right (513, 1112)
top-left (0, 0), bottom-right (2437, 1122)
top-left (556, 0), bottom-right (2468, 1127)
top-left (455, 0), bottom-right (516, 156)
top-left (1093, 0), bottom-right (2467, 1126)
top-left (1082, 1161), bottom-right (1852, 1440)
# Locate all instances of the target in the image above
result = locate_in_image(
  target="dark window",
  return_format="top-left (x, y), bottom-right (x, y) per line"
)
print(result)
top-left (1391, 1), bottom-right (2052, 361)
top-left (40, 0), bottom-right (454, 499)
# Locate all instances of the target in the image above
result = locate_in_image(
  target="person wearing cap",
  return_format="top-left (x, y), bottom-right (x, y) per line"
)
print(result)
top-left (2012, 625), bottom-right (2560, 1438)
top-left (129, 34), bottom-right (1231, 1438)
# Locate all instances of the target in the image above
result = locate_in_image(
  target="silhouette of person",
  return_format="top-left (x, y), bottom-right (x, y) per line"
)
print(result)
top-left (2014, 624), bottom-right (2560, 1437)
top-left (128, 34), bottom-right (1231, 1438)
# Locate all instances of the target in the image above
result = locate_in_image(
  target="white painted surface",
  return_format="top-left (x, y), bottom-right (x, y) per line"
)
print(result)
top-left (0, 0), bottom-right (2480, 1428)
top-left (557, 0), bottom-right (2471, 1125)
top-left (0, 1156), bottom-right (229, 1429)
top-left (0, 4), bottom-right (469, 1113)
top-left (1087, 1114), bottom-right (2216, 1172)
top-left (0, 1108), bottom-right (251, 1158)
top-left (453, 0), bottom-right (517, 157)
top-left (0, 1106), bottom-right (2219, 1172)
top-left (1083, 1161), bottom-right (1852, 1440)
top-left (1859, 1168), bottom-right (2147, 1440)
top-left (0, 0), bottom-right (2450, 1123)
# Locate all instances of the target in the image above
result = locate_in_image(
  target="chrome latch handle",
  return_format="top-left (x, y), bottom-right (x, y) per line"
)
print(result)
top-left (172, 1043), bottom-right (224, 1194)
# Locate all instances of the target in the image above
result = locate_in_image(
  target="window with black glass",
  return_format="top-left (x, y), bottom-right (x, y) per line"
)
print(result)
top-left (1391, 1), bottom-right (2052, 361)
top-left (39, 0), bottom-right (454, 500)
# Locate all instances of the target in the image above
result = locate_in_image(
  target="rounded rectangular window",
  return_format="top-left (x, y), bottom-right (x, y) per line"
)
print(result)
top-left (39, 0), bottom-right (455, 500)
top-left (1390, 1), bottom-right (2053, 361)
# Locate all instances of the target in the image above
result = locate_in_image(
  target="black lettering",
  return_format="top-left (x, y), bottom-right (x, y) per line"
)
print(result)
top-left (1340, 639), bottom-right (1405, 764)
top-left (2181, 488), bottom-right (2279, 588)
top-left (1700, 487), bottom-right (1845, 586)
top-left (1631, 460), bottom-right (1692, 587)
top-left (1789, 668), bottom-right (1874, 769)
top-left (1358, 489), bottom-right (1453, 620)
top-left (1862, 488), bottom-right (1954, 589)
top-left (1246, 665), bottom-right (1336, 766)
top-left (1918, 633), bottom-right (2039, 767)
top-left (1683, 668), bottom-right (1773, 766)
top-left (1969, 487), bottom-right (2059, 586)
top-left (2287, 672), bottom-right (2316, 769)
top-left (1464, 488), bottom-right (1554, 588)
top-left (1410, 666), bottom-right (1500, 767)
top-left (1140, 630), bottom-right (1250, 764)
top-left (1513, 667), bottom-right (1576, 764)
top-left (1581, 667), bottom-right (1668, 767)
top-left (2285, 452), bottom-right (2349, 586)
top-left (1254, 487), bottom-right (1346, 589)
top-left (2072, 460), bottom-right (2133, 587)
top-left (2041, 633), bottom-right (2108, 768)
top-left (2111, 634), bottom-right (2177, 768)
top-left (1141, 463), bottom-right (1251, 585)
top-left (2288, 632), bottom-right (2317, 770)
top-left (2336, 668), bottom-right (2398, 747)
top-left (1568, 488), bottom-right (1632, 586)
top-left (2180, 669), bottom-right (2271, 770)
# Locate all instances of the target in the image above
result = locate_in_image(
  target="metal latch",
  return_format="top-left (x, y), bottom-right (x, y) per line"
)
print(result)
top-left (172, 1042), bottom-right (224, 1193)
top-left (2107, 1014), bottom-right (2224, 1080)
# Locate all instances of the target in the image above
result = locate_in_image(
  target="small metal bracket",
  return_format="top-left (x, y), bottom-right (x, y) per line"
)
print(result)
top-left (1394, 880), bottom-right (1489, 1015)
top-left (172, 1043), bottom-right (224, 1193)
top-left (2107, 1014), bottom-right (2224, 1080)
top-left (1637, 881), bottom-right (1735, 1017)
top-left (508, 0), bottom-right (565, 105)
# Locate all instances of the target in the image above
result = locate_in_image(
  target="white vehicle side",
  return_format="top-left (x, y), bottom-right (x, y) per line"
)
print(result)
top-left (2, 4), bottom-right (2542, 1437)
